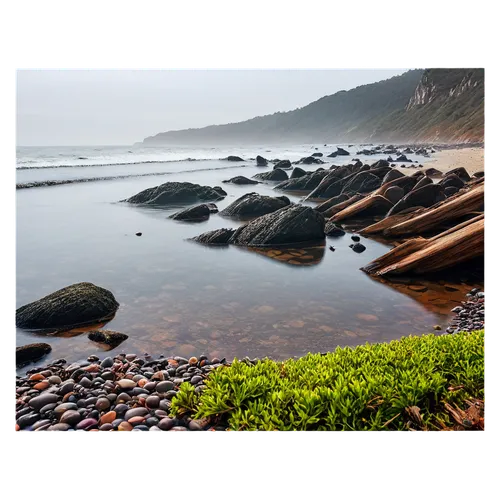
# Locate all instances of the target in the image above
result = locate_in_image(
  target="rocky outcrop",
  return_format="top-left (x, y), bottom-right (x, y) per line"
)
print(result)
top-left (396, 155), bottom-right (413, 162)
top-left (219, 193), bottom-right (290, 219)
top-left (222, 176), bottom-right (259, 185)
top-left (170, 204), bottom-right (214, 222)
top-left (297, 156), bottom-right (324, 165)
top-left (193, 205), bottom-right (325, 247)
top-left (226, 156), bottom-right (244, 161)
top-left (290, 167), bottom-right (307, 179)
top-left (274, 160), bottom-right (292, 170)
top-left (327, 147), bottom-right (350, 157)
top-left (16, 282), bottom-right (119, 331)
top-left (88, 330), bottom-right (129, 348)
top-left (384, 186), bottom-right (405, 204)
top-left (122, 182), bottom-right (226, 207)
top-left (274, 169), bottom-right (329, 192)
top-left (256, 155), bottom-right (268, 166)
top-left (253, 169), bottom-right (289, 182)
top-left (16, 343), bottom-right (52, 365)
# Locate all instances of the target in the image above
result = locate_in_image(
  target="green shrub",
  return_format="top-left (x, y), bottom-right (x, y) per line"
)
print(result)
top-left (171, 330), bottom-right (484, 430)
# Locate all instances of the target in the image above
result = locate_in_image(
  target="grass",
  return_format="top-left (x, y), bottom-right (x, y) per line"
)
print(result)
top-left (171, 330), bottom-right (484, 430)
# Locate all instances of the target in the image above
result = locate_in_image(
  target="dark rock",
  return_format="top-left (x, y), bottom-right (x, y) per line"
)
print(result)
top-left (444, 186), bottom-right (459, 198)
top-left (299, 156), bottom-right (324, 165)
top-left (100, 357), bottom-right (113, 369)
top-left (122, 182), bottom-right (226, 207)
top-left (413, 176), bottom-right (433, 191)
top-left (387, 184), bottom-right (444, 217)
top-left (60, 410), bottom-right (82, 426)
top-left (274, 160), bottom-right (292, 170)
top-left (301, 165), bottom-right (361, 199)
top-left (76, 418), bottom-right (98, 430)
top-left (312, 152), bottom-right (323, 157)
top-left (382, 169), bottom-right (405, 185)
top-left (219, 193), bottom-right (290, 219)
top-left (396, 155), bottom-right (412, 162)
top-left (351, 243), bottom-right (366, 253)
top-left (447, 167), bottom-right (471, 182)
top-left (256, 155), bottom-right (268, 166)
top-left (329, 246), bottom-right (335, 252)
top-left (351, 235), bottom-right (360, 242)
top-left (371, 160), bottom-right (390, 169)
top-left (28, 393), bottom-right (59, 412)
top-left (190, 228), bottom-right (236, 246)
top-left (226, 156), bottom-right (244, 161)
top-left (158, 418), bottom-right (175, 431)
top-left (274, 169), bottom-right (329, 192)
top-left (424, 167), bottom-right (443, 178)
top-left (17, 412), bottom-right (41, 429)
top-left (473, 171), bottom-right (484, 178)
top-left (384, 186), bottom-right (405, 204)
top-left (16, 282), bottom-right (119, 331)
top-left (324, 222), bottom-right (346, 237)
top-left (440, 174), bottom-right (465, 190)
top-left (316, 194), bottom-right (349, 214)
top-left (16, 343), bottom-right (52, 365)
top-left (334, 147), bottom-right (350, 156)
top-left (156, 380), bottom-right (175, 393)
top-left (341, 171), bottom-right (381, 196)
top-left (88, 330), bottom-right (128, 348)
top-left (222, 176), bottom-right (259, 185)
top-left (170, 204), bottom-right (212, 222)
top-left (253, 169), bottom-right (289, 182)
top-left (290, 167), bottom-right (307, 179)
top-left (135, 232), bottom-right (142, 236)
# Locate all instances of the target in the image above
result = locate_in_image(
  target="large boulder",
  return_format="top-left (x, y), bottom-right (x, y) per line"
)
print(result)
top-left (170, 204), bottom-right (213, 222)
top-left (424, 167), bottom-right (443, 177)
top-left (335, 147), bottom-right (350, 156)
top-left (122, 182), bottom-right (226, 207)
top-left (290, 167), bottom-right (307, 179)
top-left (440, 174), bottom-right (465, 190)
top-left (446, 167), bottom-right (471, 182)
top-left (229, 205), bottom-right (325, 247)
top-left (16, 282), bottom-right (119, 331)
top-left (226, 156), bottom-right (244, 161)
top-left (274, 169), bottom-right (330, 192)
top-left (341, 171), bottom-right (382, 196)
top-left (303, 165), bottom-right (362, 200)
top-left (256, 155), bottom-right (268, 166)
top-left (396, 155), bottom-right (413, 163)
top-left (386, 184), bottom-right (444, 217)
top-left (192, 205), bottom-right (325, 247)
top-left (253, 169), bottom-right (289, 182)
top-left (384, 186), bottom-right (405, 204)
top-left (16, 343), bottom-right (52, 365)
top-left (413, 176), bottom-right (434, 191)
top-left (222, 176), bottom-right (259, 185)
top-left (274, 160), bottom-right (292, 170)
top-left (219, 193), bottom-right (290, 219)
top-left (371, 159), bottom-right (390, 169)
top-left (382, 169), bottom-right (405, 184)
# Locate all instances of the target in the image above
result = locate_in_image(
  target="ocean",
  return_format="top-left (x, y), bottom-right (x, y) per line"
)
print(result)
top-left (16, 144), bottom-right (476, 373)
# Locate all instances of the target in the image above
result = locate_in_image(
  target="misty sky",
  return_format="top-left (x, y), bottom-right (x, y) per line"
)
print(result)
top-left (17, 69), bottom-right (408, 146)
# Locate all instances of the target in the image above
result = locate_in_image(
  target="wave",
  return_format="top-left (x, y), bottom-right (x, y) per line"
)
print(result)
top-left (16, 157), bottom-right (224, 170)
top-left (16, 164), bottom-right (250, 190)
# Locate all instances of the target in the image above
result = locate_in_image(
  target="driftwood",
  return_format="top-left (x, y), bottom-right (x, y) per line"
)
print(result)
top-left (383, 180), bottom-right (484, 237)
top-left (362, 216), bottom-right (484, 276)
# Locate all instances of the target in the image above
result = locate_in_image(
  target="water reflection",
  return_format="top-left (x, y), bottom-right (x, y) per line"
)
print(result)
top-left (238, 244), bottom-right (325, 266)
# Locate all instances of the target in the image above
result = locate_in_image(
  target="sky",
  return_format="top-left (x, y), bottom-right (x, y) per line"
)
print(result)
top-left (17, 69), bottom-right (408, 146)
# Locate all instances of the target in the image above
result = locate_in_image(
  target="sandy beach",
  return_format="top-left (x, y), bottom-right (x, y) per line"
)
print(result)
top-left (428, 146), bottom-right (484, 175)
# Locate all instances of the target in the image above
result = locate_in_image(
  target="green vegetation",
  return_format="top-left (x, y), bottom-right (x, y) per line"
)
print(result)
top-left (171, 330), bottom-right (484, 430)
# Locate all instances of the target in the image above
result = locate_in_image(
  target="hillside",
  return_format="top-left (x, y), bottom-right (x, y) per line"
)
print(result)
top-left (142, 69), bottom-right (484, 145)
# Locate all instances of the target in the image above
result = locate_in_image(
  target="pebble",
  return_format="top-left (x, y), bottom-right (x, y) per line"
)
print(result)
top-left (351, 235), bottom-right (360, 242)
top-left (99, 411), bottom-right (117, 425)
top-left (117, 379), bottom-right (136, 390)
top-left (124, 407), bottom-right (149, 420)
top-left (76, 418), bottom-right (98, 430)
top-left (60, 410), bottom-right (82, 426)
top-left (156, 380), bottom-right (174, 393)
top-left (29, 393), bottom-right (58, 412)
top-left (447, 289), bottom-right (485, 334)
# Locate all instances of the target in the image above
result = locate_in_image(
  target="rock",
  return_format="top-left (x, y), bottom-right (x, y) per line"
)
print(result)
top-left (48, 423), bottom-right (71, 431)
top-left (312, 152), bottom-right (323, 157)
top-left (158, 417), bottom-right (175, 430)
top-left (28, 393), bottom-right (59, 412)
top-left (99, 411), bottom-right (117, 425)
top-left (16, 283), bottom-right (119, 331)
top-left (440, 174), bottom-right (465, 190)
top-left (316, 194), bottom-right (349, 214)
top-left (219, 193), bottom-right (290, 219)
top-left (351, 243), bottom-right (366, 253)
top-left (226, 156), bottom-right (244, 161)
top-left (253, 169), bottom-right (289, 182)
top-left (228, 205), bottom-right (325, 247)
top-left (396, 155), bottom-right (412, 162)
top-left (100, 357), bottom-right (113, 368)
top-left (424, 167), bottom-right (443, 178)
top-left (189, 227), bottom-right (236, 246)
top-left (329, 246), bottom-right (335, 252)
top-left (298, 156), bottom-right (324, 165)
top-left (290, 167), bottom-right (307, 179)
top-left (17, 413), bottom-right (41, 429)
top-left (156, 380), bottom-right (175, 393)
top-left (274, 169), bottom-right (329, 193)
top-left (387, 184), bottom-right (444, 217)
top-left (446, 167), bottom-right (471, 182)
top-left (433, 325), bottom-right (442, 330)
top-left (473, 171), bottom-right (484, 178)
top-left (444, 187), bottom-right (459, 198)
top-left (60, 410), bottom-right (82, 426)
top-left (170, 204), bottom-right (212, 222)
top-left (256, 155), bottom-right (268, 166)
top-left (124, 407), bottom-right (149, 421)
top-left (274, 160), bottom-right (292, 170)
top-left (16, 343), bottom-right (52, 365)
top-left (95, 398), bottom-right (111, 411)
top-left (384, 186), bottom-right (405, 204)
top-left (351, 235), bottom-right (360, 242)
top-left (324, 222), bottom-right (346, 237)
top-left (371, 160), bottom-right (390, 169)
top-left (116, 379), bottom-right (136, 390)
top-left (122, 182), bottom-right (226, 207)
top-left (413, 176), bottom-right (433, 191)
top-left (341, 171), bottom-right (382, 196)
top-left (222, 176), bottom-right (259, 185)
top-left (335, 147), bottom-right (350, 156)
top-left (87, 330), bottom-right (128, 348)
top-left (382, 169), bottom-right (405, 184)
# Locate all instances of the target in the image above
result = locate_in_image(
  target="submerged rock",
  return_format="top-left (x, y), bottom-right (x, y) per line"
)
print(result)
top-left (298, 156), bottom-right (324, 165)
top-left (290, 167), bottom-right (307, 179)
top-left (16, 282), bottom-right (119, 331)
top-left (274, 169), bottom-right (329, 192)
top-left (192, 205), bottom-right (325, 247)
top-left (253, 169), bottom-right (289, 182)
top-left (88, 330), bottom-right (129, 348)
top-left (170, 204), bottom-right (213, 222)
top-left (122, 182), bottom-right (226, 207)
top-left (226, 156), bottom-right (244, 161)
top-left (312, 152), bottom-right (323, 157)
top-left (219, 192), bottom-right (290, 218)
top-left (16, 343), bottom-right (52, 365)
top-left (396, 155), bottom-right (412, 162)
top-left (256, 155), bottom-right (268, 166)
top-left (222, 176), bottom-right (259, 185)
top-left (324, 222), bottom-right (346, 237)
top-left (274, 160), bottom-right (292, 170)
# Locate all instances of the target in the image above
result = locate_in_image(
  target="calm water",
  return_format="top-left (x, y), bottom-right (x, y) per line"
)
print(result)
top-left (16, 144), bottom-right (477, 373)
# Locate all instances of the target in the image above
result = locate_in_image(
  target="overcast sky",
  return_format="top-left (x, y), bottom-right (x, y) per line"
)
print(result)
top-left (17, 69), bottom-right (408, 146)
